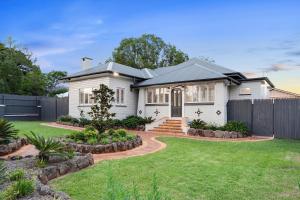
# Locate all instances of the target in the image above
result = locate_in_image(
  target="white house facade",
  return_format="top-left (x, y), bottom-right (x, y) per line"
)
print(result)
top-left (63, 57), bottom-right (297, 132)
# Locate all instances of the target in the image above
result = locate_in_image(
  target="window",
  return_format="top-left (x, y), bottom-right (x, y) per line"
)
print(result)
top-left (146, 88), bottom-right (169, 104)
top-left (79, 88), bottom-right (94, 105)
top-left (185, 84), bottom-right (215, 103)
top-left (240, 87), bottom-right (251, 95)
top-left (116, 88), bottom-right (125, 104)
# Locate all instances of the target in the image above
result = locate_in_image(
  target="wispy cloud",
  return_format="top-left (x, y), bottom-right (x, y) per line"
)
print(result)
top-left (286, 50), bottom-right (300, 56)
top-left (260, 63), bottom-right (300, 72)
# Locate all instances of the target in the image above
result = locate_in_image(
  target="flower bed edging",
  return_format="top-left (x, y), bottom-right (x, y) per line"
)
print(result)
top-left (61, 135), bottom-right (143, 154)
top-left (188, 128), bottom-right (245, 138)
top-left (0, 138), bottom-right (27, 156)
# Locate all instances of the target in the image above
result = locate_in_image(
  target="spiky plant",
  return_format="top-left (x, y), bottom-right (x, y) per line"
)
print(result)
top-left (25, 132), bottom-right (65, 161)
top-left (0, 118), bottom-right (18, 144)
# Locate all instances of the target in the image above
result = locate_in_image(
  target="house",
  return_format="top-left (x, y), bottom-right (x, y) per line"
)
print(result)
top-left (62, 57), bottom-right (297, 133)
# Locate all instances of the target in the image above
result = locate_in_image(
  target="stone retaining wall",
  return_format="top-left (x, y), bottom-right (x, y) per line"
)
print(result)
top-left (38, 153), bottom-right (94, 184)
top-left (62, 135), bottom-right (143, 154)
top-left (188, 128), bottom-right (246, 138)
top-left (0, 138), bottom-right (27, 156)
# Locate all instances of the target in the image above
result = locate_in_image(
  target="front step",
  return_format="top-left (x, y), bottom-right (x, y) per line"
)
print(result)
top-left (149, 119), bottom-right (184, 134)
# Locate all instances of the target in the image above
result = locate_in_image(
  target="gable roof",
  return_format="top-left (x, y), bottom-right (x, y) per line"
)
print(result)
top-left (63, 62), bottom-right (151, 80)
top-left (133, 58), bottom-right (239, 87)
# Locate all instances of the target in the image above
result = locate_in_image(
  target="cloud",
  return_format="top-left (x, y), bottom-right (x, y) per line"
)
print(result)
top-left (261, 63), bottom-right (300, 72)
top-left (243, 72), bottom-right (259, 78)
top-left (286, 50), bottom-right (300, 56)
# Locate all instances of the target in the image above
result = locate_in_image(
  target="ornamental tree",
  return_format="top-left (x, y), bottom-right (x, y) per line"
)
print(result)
top-left (88, 84), bottom-right (115, 133)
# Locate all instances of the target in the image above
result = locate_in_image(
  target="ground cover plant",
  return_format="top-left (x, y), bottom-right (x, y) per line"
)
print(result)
top-left (51, 137), bottom-right (300, 200)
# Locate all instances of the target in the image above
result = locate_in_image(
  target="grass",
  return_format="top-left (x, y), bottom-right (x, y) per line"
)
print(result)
top-left (51, 137), bottom-right (300, 200)
top-left (12, 121), bottom-right (75, 138)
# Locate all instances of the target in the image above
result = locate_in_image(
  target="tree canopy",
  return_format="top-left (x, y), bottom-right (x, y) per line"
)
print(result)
top-left (0, 37), bottom-right (67, 96)
top-left (109, 34), bottom-right (189, 69)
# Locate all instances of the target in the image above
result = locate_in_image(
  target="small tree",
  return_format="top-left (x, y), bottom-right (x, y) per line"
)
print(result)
top-left (88, 84), bottom-right (115, 133)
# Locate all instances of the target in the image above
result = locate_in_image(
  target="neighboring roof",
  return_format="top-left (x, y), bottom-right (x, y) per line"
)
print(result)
top-left (269, 87), bottom-right (300, 97)
top-left (240, 77), bottom-right (275, 88)
top-left (63, 62), bottom-right (151, 80)
top-left (133, 58), bottom-right (239, 87)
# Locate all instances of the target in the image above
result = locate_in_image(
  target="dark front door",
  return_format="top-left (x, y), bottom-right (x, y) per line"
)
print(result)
top-left (171, 89), bottom-right (182, 117)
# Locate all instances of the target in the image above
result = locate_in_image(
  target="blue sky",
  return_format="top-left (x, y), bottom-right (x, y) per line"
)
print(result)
top-left (1, 0), bottom-right (300, 92)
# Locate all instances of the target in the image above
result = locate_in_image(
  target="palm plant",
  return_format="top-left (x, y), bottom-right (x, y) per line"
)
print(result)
top-left (25, 132), bottom-right (65, 161)
top-left (0, 118), bottom-right (18, 144)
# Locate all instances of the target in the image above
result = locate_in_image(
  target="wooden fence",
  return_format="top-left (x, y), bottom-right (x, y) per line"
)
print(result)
top-left (0, 94), bottom-right (68, 121)
top-left (227, 99), bottom-right (300, 139)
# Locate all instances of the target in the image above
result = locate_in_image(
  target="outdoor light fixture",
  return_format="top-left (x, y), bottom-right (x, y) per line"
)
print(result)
top-left (113, 72), bottom-right (119, 76)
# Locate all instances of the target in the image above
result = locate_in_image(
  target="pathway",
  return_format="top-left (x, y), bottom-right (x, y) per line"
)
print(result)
top-left (1, 122), bottom-right (273, 162)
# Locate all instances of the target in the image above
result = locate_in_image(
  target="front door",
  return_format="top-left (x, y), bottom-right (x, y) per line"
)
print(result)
top-left (171, 88), bottom-right (182, 117)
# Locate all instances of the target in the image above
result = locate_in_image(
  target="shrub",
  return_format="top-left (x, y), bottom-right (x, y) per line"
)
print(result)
top-left (2, 185), bottom-right (18, 200)
top-left (107, 129), bottom-right (116, 136)
top-left (9, 169), bottom-right (25, 181)
top-left (70, 118), bottom-right (80, 125)
top-left (0, 118), bottom-right (19, 144)
top-left (57, 115), bottom-right (73, 122)
top-left (14, 179), bottom-right (34, 198)
top-left (36, 158), bottom-right (47, 168)
top-left (79, 117), bottom-right (91, 127)
top-left (115, 129), bottom-right (127, 137)
top-left (205, 123), bottom-right (220, 131)
top-left (143, 116), bottom-right (155, 124)
top-left (100, 138), bottom-right (110, 145)
top-left (122, 115), bottom-right (144, 129)
top-left (223, 121), bottom-right (249, 135)
top-left (83, 127), bottom-right (98, 138)
top-left (189, 119), bottom-right (207, 129)
top-left (25, 132), bottom-right (65, 161)
top-left (0, 162), bottom-right (7, 183)
top-left (87, 137), bottom-right (98, 145)
top-left (126, 135), bottom-right (135, 141)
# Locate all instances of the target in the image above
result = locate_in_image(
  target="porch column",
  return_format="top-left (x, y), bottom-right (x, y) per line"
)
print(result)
top-left (137, 88), bottom-right (145, 117)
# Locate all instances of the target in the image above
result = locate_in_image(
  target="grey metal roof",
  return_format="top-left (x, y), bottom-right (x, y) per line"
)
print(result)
top-left (64, 58), bottom-right (239, 86)
top-left (64, 62), bottom-right (151, 79)
top-left (134, 58), bottom-right (236, 87)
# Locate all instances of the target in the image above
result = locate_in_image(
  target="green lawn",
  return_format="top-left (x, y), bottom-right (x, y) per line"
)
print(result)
top-left (13, 121), bottom-right (75, 138)
top-left (51, 137), bottom-right (300, 200)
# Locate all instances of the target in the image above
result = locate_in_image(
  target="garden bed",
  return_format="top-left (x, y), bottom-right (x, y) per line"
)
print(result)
top-left (61, 135), bottom-right (143, 154)
top-left (188, 128), bottom-right (246, 138)
top-left (0, 138), bottom-right (28, 156)
top-left (1, 153), bottom-right (94, 200)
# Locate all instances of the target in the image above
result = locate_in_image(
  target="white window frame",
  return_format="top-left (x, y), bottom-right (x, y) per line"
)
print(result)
top-left (146, 87), bottom-right (169, 104)
top-left (116, 87), bottom-right (125, 105)
top-left (79, 88), bottom-right (94, 105)
top-left (184, 84), bottom-right (215, 103)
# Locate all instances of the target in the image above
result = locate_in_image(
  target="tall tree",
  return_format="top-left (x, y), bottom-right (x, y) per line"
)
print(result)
top-left (109, 34), bottom-right (189, 69)
top-left (45, 71), bottom-right (68, 97)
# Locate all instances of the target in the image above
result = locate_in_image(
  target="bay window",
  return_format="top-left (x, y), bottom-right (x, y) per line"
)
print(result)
top-left (185, 84), bottom-right (215, 103)
top-left (79, 88), bottom-right (94, 105)
top-left (146, 88), bottom-right (169, 104)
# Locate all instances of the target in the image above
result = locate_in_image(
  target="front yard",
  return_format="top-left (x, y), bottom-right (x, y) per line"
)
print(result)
top-left (51, 137), bottom-right (300, 200)
top-left (13, 121), bottom-right (75, 138)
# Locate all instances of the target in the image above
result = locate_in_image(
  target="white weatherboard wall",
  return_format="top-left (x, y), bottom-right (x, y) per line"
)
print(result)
top-left (145, 105), bottom-right (169, 120)
top-left (68, 75), bottom-right (137, 119)
top-left (229, 81), bottom-right (269, 100)
top-left (184, 81), bottom-right (228, 125)
top-left (69, 76), bottom-right (110, 118)
top-left (109, 76), bottom-right (138, 119)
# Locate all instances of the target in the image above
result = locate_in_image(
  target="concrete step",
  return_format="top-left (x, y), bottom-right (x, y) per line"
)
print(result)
top-left (148, 130), bottom-right (184, 134)
top-left (153, 127), bottom-right (182, 131)
top-left (151, 128), bottom-right (184, 133)
top-left (158, 125), bottom-right (182, 129)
